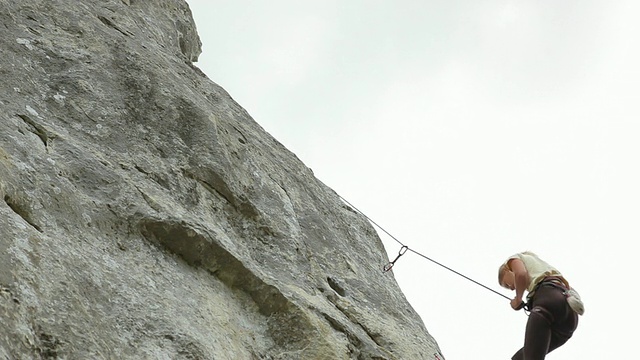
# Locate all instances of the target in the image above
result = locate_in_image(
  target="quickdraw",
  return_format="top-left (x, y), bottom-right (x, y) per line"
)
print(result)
top-left (383, 245), bottom-right (408, 272)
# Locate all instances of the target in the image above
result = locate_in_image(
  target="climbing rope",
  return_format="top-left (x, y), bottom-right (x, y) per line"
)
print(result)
top-left (337, 194), bottom-right (511, 302)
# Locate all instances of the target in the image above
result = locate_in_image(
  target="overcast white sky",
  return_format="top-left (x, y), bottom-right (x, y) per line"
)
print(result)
top-left (187, 1), bottom-right (638, 358)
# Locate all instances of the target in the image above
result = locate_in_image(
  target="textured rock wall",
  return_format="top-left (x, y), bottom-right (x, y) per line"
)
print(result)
top-left (0, 0), bottom-right (442, 358)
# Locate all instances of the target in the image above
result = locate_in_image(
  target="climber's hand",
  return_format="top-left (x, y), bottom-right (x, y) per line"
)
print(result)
top-left (511, 298), bottom-right (524, 310)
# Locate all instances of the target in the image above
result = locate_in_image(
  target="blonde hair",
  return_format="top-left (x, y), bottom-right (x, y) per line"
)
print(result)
top-left (498, 263), bottom-right (509, 287)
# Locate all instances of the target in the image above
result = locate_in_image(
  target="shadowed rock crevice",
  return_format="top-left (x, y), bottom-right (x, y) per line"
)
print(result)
top-left (139, 218), bottom-right (292, 315)
top-left (4, 194), bottom-right (43, 233)
top-left (139, 217), bottom-right (322, 353)
top-left (16, 114), bottom-right (50, 149)
top-left (97, 14), bottom-right (133, 37)
top-left (328, 276), bottom-right (347, 297)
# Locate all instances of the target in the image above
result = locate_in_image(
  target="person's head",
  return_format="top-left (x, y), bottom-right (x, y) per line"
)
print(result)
top-left (498, 263), bottom-right (515, 290)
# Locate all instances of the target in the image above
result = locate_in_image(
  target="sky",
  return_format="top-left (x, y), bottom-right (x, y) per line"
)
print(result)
top-left (186, 1), bottom-right (638, 358)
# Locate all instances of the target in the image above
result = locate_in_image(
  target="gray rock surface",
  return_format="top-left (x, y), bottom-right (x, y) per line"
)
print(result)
top-left (0, 0), bottom-right (442, 358)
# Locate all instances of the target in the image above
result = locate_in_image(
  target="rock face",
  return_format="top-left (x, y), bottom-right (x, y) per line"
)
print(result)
top-left (0, 1), bottom-right (442, 359)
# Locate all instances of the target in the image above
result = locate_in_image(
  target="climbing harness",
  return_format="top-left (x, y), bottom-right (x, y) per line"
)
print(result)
top-left (337, 194), bottom-right (513, 304)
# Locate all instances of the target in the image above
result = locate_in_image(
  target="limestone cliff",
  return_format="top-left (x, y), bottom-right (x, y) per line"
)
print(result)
top-left (0, 1), bottom-right (442, 359)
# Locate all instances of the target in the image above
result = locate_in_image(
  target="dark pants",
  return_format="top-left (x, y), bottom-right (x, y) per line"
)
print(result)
top-left (512, 284), bottom-right (579, 360)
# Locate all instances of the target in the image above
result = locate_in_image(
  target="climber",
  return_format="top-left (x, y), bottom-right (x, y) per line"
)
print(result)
top-left (498, 251), bottom-right (584, 360)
